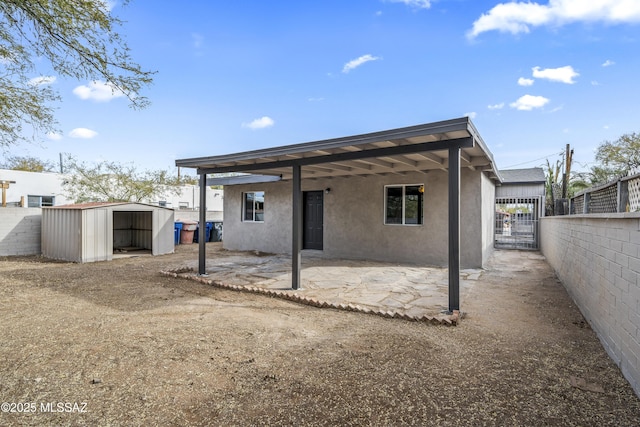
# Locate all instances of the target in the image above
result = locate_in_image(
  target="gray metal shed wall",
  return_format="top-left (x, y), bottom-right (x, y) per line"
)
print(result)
top-left (42, 208), bottom-right (83, 262)
top-left (82, 208), bottom-right (111, 262)
top-left (152, 208), bottom-right (175, 256)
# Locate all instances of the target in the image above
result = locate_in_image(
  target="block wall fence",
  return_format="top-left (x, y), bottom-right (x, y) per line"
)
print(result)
top-left (0, 208), bottom-right (43, 256)
top-left (540, 213), bottom-right (640, 397)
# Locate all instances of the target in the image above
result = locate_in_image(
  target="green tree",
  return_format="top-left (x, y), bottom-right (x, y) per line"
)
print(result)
top-left (544, 156), bottom-right (589, 215)
top-left (591, 132), bottom-right (640, 183)
top-left (1, 155), bottom-right (54, 171)
top-left (544, 158), bottom-right (562, 213)
top-left (0, 0), bottom-right (154, 147)
top-left (63, 158), bottom-right (184, 204)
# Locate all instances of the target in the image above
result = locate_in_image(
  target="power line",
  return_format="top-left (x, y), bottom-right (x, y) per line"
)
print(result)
top-left (502, 151), bottom-right (564, 169)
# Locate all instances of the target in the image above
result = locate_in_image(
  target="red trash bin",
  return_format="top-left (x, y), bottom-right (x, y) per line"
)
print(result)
top-left (179, 220), bottom-right (198, 244)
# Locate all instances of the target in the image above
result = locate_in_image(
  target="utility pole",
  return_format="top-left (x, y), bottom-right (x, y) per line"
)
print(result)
top-left (562, 144), bottom-right (573, 199)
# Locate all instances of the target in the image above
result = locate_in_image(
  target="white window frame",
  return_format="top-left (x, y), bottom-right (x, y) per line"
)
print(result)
top-left (27, 195), bottom-right (55, 207)
top-left (383, 184), bottom-right (424, 226)
top-left (243, 191), bottom-right (265, 223)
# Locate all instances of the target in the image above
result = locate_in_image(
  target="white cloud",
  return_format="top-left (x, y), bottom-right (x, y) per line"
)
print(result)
top-left (591, 80), bottom-right (600, 86)
top-left (242, 116), bottom-right (275, 130)
top-left (509, 94), bottom-right (550, 110)
top-left (342, 54), bottom-right (381, 73)
top-left (468, 0), bottom-right (640, 38)
top-left (29, 76), bottom-right (56, 86)
top-left (46, 132), bottom-right (63, 141)
top-left (385, 0), bottom-right (431, 9)
top-left (72, 80), bottom-right (125, 102)
top-left (464, 112), bottom-right (477, 119)
top-left (518, 77), bottom-right (534, 86)
top-left (488, 103), bottom-right (505, 110)
top-left (69, 128), bottom-right (98, 139)
top-left (602, 59), bottom-right (615, 67)
top-left (532, 65), bottom-right (579, 84)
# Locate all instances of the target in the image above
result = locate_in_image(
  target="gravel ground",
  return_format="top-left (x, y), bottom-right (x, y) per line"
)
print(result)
top-left (0, 243), bottom-right (638, 426)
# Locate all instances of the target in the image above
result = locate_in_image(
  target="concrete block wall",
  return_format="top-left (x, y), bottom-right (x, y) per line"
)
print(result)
top-left (540, 213), bottom-right (640, 396)
top-left (0, 208), bottom-right (43, 256)
top-left (173, 210), bottom-right (223, 223)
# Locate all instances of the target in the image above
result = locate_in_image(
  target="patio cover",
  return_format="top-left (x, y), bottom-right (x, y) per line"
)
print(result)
top-left (175, 117), bottom-right (502, 312)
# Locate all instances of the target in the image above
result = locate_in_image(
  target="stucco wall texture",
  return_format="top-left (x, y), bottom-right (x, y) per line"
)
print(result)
top-left (223, 169), bottom-right (494, 268)
top-left (541, 214), bottom-right (640, 397)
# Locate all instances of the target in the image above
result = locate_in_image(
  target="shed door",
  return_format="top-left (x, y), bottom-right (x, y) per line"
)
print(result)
top-left (303, 191), bottom-right (323, 250)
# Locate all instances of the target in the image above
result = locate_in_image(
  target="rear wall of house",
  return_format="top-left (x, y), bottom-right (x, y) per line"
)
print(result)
top-left (223, 169), bottom-right (492, 268)
top-left (481, 172), bottom-right (496, 265)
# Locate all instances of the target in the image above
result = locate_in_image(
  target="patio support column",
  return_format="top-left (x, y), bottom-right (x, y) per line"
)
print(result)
top-left (448, 146), bottom-right (460, 312)
top-left (292, 163), bottom-right (302, 290)
top-left (198, 172), bottom-right (207, 275)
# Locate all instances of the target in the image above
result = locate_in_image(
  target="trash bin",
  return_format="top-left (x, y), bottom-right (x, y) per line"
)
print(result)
top-left (194, 222), bottom-right (212, 243)
top-left (210, 222), bottom-right (223, 242)
top-left (205, 221), bottom-right (214, 242)
top-left (174, 222), bottom-right (183, 245)
top-left (179, 220), bottom-right (197, 244)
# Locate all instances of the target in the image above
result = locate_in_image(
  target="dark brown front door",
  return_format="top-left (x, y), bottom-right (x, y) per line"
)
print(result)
top-left (303, 191), bottom-right (323, 250)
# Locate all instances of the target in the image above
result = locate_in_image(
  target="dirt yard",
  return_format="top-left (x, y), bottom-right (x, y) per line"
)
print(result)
top-left (0, 243), bottom-right (638, 426)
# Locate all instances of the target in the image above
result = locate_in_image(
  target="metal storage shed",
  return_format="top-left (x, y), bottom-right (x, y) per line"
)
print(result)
top-left (42, 202), bottom-right (174, 263)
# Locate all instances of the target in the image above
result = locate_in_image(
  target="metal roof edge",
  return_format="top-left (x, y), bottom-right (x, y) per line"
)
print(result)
top-left (45, 202), bottom-right (174, 211)
top-left (176, 117), bottom-right (471, 168)
top-left (466, 118), bottom-right (503, 183)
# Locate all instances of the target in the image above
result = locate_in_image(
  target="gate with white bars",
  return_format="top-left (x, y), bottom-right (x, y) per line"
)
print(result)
top-left (494, 197), bottom-right (542, 250)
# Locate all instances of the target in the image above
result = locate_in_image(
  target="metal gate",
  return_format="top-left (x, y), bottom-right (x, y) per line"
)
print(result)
top-left (495, 197), bottom-right (541, 250)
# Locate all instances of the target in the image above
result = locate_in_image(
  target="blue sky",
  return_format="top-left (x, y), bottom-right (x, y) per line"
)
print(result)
top-left (10, 0), bottom-right (640, 177)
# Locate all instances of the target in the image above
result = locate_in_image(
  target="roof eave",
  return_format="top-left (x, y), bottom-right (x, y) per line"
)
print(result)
top-left (175, 117), bottom-right (472, 169)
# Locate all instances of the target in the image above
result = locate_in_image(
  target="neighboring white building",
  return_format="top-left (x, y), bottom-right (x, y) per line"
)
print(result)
top-left (0, 169), bottom-right (71, 207)
top-left (0, 169), bottom-right (223, 214)
top-left (158, 184), bottom-right (224, 214)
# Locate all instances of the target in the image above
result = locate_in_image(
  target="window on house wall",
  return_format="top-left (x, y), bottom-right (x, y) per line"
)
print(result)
top-left (243, 191), bottom-right (265, 222)
top-left (27, 195), bottom-right (55, 207)
top-left (384, 185), bottom-right (423, 225)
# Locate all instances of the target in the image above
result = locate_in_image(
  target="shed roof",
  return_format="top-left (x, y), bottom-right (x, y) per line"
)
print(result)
top-left (46, 202), bottom-right (173, 211)
top-left (175, 117), bottom-right (503, 182)
top-left (499, 168), bottom-right (546, 184)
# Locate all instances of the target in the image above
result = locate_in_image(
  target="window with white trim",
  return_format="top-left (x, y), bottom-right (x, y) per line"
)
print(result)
top-left (384, 184), bottom-right (424, 225)
top-left (243, 191), bottom-right (264, 222)
top-left (28, 195), bottom-right (55, 207)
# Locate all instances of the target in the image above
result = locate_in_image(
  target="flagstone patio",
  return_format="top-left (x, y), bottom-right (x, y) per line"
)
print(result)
top-left (162, 248), bottom-right (483, 324)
